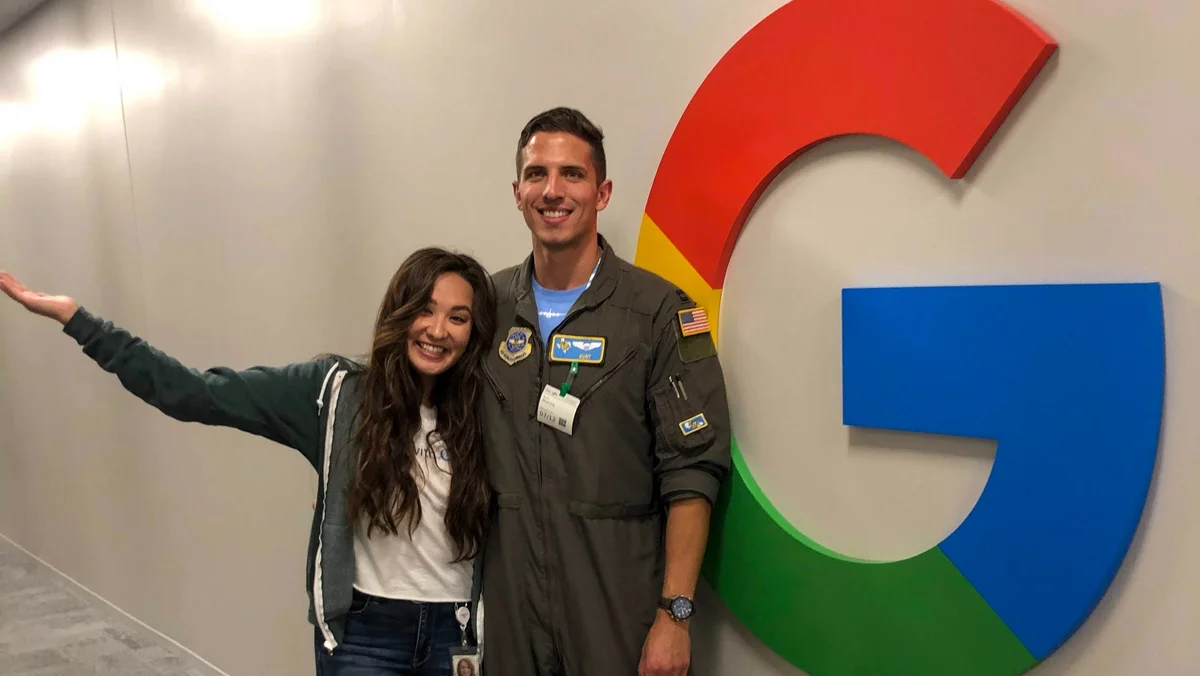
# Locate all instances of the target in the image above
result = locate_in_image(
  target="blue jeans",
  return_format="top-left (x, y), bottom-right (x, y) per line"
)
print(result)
top-left (315, 590), bottom-right (467, 675)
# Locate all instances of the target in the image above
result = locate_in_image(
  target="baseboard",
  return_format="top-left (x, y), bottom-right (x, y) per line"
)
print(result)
top-left (0, 530), bottom-right (232, 676)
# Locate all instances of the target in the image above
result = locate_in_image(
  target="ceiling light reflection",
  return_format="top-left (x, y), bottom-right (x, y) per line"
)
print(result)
top-left (27, 48), bottom-right (173, 104)
top-left (190, 0), bottom-right (391, 39)
top-left (191, 0), bottom-right (321, 38)
top-left (1, 48), bottom-right (175, 139)
top-left (0, 103), bottom-right (35, 141)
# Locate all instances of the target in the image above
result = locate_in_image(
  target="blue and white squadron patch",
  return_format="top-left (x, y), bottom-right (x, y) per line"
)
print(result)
top-left (499, 326), bottom-right (532, 365)
top-left (549, 334), bottom-right (606, 364)
top-left (678, 413), bottom-right (709, 436)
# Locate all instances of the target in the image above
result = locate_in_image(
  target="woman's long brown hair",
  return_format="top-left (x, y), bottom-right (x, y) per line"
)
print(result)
top-left (347, 247), bottom-right (496, 562)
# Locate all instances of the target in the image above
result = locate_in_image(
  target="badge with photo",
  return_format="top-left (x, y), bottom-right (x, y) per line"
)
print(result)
top-left (450, 646), bottom-right (480, 675)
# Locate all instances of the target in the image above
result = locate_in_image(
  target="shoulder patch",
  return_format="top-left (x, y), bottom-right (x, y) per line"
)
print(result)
top-left (677, 330), bottom-right (717, 363)
top-left (677, 307), bottom-right (711, 337)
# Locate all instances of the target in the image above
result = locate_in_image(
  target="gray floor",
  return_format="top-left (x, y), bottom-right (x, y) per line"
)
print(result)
top-left (0, 536), bottom-right (223, 676)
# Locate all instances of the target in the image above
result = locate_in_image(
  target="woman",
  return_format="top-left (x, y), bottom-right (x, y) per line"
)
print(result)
top-left (455, 655), bottom-right (479, 676)
top-left (0, 247), bottom-right (496, 675)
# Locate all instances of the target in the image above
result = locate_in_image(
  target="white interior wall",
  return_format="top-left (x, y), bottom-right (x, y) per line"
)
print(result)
top-left (1, 0), bottom-right (1197, 674)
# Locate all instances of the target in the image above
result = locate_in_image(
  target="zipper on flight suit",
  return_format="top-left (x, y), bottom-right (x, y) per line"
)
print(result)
top-left (574, 348), bottom-right (639, 403)
top-left (538, 328), bottom-right (635, 671)
top-left (522, 269), bottom-right (618, 671)
top-left (534, 331), bottom-right (550, 484)
top-left (482, 365), bottom-right (508, 409)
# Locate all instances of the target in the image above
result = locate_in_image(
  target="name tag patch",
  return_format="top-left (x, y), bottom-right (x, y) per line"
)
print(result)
top-left (549, 334), bottom-right (606, 364)
top-left (679, 413), bottom-right (709, 436)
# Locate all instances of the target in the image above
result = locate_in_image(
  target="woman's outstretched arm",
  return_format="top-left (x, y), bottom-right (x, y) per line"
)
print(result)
top-left (1, 271), bottom-right (332, 465)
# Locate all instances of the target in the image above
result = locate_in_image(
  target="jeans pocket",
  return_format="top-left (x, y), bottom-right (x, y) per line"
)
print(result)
top-left (347, 590), bottom-right (373, 616)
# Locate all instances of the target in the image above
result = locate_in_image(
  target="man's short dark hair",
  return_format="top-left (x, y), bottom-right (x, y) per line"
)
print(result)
top-left (515, 107), bottom-right (607, 183)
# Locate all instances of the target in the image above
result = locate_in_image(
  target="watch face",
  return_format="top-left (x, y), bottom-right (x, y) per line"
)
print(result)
top-left (670, 597), bottom-right (693, 619)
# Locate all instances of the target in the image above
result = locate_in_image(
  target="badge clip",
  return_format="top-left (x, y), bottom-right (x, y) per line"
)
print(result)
top-left (560, 362), bottom-right (579, 396)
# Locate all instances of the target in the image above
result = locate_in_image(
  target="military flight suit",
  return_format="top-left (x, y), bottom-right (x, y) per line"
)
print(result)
top-left (478, 235), bottom-right (732, 676)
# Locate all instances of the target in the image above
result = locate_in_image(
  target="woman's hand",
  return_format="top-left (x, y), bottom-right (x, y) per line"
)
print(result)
top-left (0, 271), bottom-right (80, 325)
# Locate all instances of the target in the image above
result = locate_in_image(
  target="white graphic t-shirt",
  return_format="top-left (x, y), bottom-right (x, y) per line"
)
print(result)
top-left (352, 405), bottom-right (472, 602)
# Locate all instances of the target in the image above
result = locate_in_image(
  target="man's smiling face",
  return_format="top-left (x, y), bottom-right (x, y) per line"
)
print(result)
top-left (513, 131), bottom-right (612, 252)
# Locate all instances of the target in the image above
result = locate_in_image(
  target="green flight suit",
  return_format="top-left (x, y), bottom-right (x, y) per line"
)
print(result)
top-left (479, 235), bottom-right (732, 675)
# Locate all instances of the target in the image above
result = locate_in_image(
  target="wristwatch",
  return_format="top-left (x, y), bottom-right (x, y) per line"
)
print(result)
top-left (658, 595), bottom-right (695, 622)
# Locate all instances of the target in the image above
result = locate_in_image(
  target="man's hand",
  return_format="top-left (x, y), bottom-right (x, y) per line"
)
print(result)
top-left (638, 611), bottom-right (691, 676)
top-left (0, 271), bottom-right (79, 325)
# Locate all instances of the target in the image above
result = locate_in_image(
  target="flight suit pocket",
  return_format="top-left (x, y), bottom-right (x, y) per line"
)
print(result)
top-left (651, 371), bottom-right (716, 455)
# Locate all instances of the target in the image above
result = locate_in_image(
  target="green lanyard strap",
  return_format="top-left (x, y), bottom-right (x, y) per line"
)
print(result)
top-left (555, 252), bottom-right (600, 398)
top-left (560, 361), bottom-right (579, 397)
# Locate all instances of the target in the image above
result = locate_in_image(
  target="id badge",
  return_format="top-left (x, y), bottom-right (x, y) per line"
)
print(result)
top-left (537, 384), bottom-right (580, 435)
top-left (450, 646), bottom-right (480, 675)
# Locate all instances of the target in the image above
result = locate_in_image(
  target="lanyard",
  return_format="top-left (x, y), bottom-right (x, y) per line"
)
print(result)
top-left (559, 252), bottom-right (602, 397)
top-left (455, 603), bottom-right (471, 646)
top-left (583, 251), bottom-right (602, 291)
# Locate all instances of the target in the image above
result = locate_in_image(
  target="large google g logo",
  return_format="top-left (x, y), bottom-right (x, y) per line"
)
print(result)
top-left (632, 1), bottom-right (1165, 674)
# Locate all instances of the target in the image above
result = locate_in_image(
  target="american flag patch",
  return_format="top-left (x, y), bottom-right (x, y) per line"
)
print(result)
top-left (677, 307), bottom-right (710, 337)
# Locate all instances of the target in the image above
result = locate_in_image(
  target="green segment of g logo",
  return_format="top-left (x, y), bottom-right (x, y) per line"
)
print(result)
top-left (633, 1), bottom-right (1159, 674)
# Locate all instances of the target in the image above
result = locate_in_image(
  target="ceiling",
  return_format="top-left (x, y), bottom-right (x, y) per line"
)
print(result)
top-left (0, 0), bottom-right (49, 36)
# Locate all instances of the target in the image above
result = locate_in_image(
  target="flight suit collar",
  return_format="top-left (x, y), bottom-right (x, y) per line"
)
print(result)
top-left (512, 233), bottom-right (620, 331)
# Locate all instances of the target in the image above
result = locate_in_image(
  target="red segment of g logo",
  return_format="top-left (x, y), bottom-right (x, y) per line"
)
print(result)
top-left (640, 0), bottom-right (1055, 289)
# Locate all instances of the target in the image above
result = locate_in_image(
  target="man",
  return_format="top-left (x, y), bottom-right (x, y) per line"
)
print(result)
top-left (477, 107), bottom-right (732, 676)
